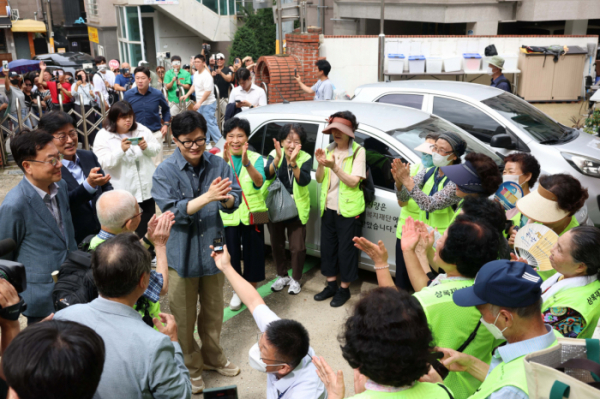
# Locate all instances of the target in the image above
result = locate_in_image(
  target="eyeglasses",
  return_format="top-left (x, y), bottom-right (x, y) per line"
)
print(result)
top-left (432, 146), bottom-right (453, 156)
top-left (256, 333), bottom-right (288, 365)
top-left (284, 139), bottom-right (302, 146)
top-left (53, 131), bottom-right (78, 143)
top-left (121, 211), bottom-right (143, 228)
top-left (27, 155), bottom-right (62, 167)
top-left (178, 137), bottom-right (206, 149)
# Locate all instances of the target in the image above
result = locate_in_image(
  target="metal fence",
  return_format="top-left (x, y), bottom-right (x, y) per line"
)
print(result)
top-left (0, 82), bottom-right (233, 169)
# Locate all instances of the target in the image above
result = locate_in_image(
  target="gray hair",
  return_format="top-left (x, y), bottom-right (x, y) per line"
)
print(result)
top-left (96, 190), bottom-right (138, 231)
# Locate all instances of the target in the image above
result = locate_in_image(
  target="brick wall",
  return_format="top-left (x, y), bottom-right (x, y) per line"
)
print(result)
top-left (255, 27), bottom-right (323, 104)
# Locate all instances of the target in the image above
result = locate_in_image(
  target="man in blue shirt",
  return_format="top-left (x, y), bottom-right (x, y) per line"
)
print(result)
top-left (124, 66), bottom-right (171, 166)
top-left (152, 110), bottom-right (242, 394)
top-left (114, 62), bottom-right (134, 92)
top-left (488, 56), bottom-right (512, 93)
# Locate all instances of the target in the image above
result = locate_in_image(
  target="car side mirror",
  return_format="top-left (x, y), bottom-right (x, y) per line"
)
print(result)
top-left (490, 134), bottom-right (516, 150)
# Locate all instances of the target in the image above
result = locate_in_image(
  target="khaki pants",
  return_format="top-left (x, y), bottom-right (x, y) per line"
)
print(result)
top-left (152, 130), bottom-right (164, 167)
top-left (168, 268), bottom-right (228, 378)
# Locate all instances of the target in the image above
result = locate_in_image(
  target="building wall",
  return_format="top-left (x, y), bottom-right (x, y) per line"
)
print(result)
top-left (9, 0), bottom-right (44, 20)
top-left (321, 35), bottom-right (599, 96)
top-left (86, 0), bottom-right (118, 27)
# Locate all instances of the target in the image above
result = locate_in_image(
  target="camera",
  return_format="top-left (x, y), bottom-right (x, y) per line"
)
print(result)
top-left (76, 74), bottom-right (83, 81)
top-left (0, 239), bottom-right (28, 320)
top-left (213, 234), bottom-right (224, 253)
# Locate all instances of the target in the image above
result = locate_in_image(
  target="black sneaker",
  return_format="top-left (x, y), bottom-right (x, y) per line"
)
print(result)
top-left (330, 287), bottom-right (351, 307)
top-left (314, 284), bottom-right (337, 301)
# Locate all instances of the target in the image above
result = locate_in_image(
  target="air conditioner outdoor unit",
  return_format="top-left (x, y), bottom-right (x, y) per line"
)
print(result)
top-left (10, 9), bottom-right (19, 21)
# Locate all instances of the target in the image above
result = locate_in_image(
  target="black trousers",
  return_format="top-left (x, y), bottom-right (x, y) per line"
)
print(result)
top-left (320, 209), bottom-right (363, 283)
top-left (394, 238), bottom-right (414, 291)
top-left (136, 198), bottom-right (156, 238)
top-left (225, 224), bottom-right (266, 283)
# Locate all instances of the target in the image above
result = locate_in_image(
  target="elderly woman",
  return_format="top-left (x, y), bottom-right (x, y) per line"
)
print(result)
top-left (314, 111), bottom-right (366, 307)
top-left (512, 173), bottom-right (589, 279)
top-left (313, 288), bottom-right (454, 399)
top-left (536, 226), bottom-right (600, 338)
top-left (502, 152), bottom-right (541, 229)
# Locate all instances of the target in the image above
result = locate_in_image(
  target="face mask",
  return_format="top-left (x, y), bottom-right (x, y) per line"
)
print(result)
top-left (432, 152), bottom-right (453, 167)
top-left (97, 64), bottom-right (107, 71)
top-left (480, 311), bottom-right (509, 340)
top-left (502, 174), bottom-right (522, 184)
top-left (248, 343), bottom-right (286, 374)
top-left (10, 79), bottom-right (19, 85)
top-left (120, 68), bottom-right (129, 75)
top-left (421, 153), bottom-right (434, 168)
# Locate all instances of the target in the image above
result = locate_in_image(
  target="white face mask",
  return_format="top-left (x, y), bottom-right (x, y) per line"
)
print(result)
top-left (97, 64), bottom-right (107, 72)
top-left (432, 152), bottom-right (453, 167)
top-left (480, 311), bottom-right (509, 340)
top-left (248, 343), bottom-right (287, 374)
top-left (502, 174), bottom-right (522, 185)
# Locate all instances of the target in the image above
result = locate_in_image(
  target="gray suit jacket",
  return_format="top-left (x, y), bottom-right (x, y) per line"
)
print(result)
top-left (0, 177), bottom-right (77, 317)
top-left (55, 297), bottom-right (192, 399)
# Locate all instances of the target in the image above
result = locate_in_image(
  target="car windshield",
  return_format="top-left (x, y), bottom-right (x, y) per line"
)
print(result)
top-left (482, 93), bottom-right (572, 143)
top-left (388, 116), bottom-right (504, 167)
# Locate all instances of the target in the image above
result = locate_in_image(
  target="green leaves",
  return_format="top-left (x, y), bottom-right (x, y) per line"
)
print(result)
top-left (229, 8), bottom-right (276, 64)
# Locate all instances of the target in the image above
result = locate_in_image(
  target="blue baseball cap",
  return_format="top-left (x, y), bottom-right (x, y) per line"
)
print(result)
top-left (440, 160), bottom-right (484, 194)
top-left (453, 260), bottom-right (542, 308)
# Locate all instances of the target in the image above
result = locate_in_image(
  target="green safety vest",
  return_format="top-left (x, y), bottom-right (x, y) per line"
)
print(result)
top-left (219, 151), bottom-right (268, 227)
top-left (448, 199), bottom-right (465, 226)
top-left (396, 162), bottom-right (426, 239)
top-left (89, 235), bottom-right (162, 329)
top-left (542, 279), bottom-right (600, 339)
top-left (418, 168), bottom-right (455, 235)
top-left (414, 278), bottom-right (496, 399)
top-left (319, 141), bottom-right (366, 218)
top-left (351, 382), bottom-right (453, 399)
top-left (263, 149), bottom-right (312, 225)
top-left (469, 331), bottom-right (561, 399)
top-left (535, 216), bottom-right (579, 281)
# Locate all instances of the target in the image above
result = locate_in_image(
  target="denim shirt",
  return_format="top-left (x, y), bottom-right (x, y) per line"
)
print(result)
top-left (152, 148), bottom-right (241, 278)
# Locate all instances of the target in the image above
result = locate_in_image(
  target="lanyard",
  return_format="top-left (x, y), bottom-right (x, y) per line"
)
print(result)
top-left (277, 387), bottom-right (290, 399)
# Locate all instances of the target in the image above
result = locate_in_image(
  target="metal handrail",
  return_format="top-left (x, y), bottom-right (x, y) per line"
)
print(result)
top-left (214, 84), bottom-right (222, 133)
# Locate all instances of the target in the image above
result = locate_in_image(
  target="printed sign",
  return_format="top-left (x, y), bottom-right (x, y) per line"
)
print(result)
top-left (88, 26), bottom-right (99, 44)
top-left (494, 182), bottom-right (524, 211)
top-left (109, 59), bottom-right (120, 70)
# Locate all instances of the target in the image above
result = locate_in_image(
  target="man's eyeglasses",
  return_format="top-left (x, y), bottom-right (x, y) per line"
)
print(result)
top-left (27, 155), bottom-right (62, 167)
top-left (178, 138), bottom-right (206, 149)
top-left (53, 131), bottom-right (78, 143)
top-left (121, 211), bottom-right (143, 228)
top-left (432, 146), bottom-right (453, 156)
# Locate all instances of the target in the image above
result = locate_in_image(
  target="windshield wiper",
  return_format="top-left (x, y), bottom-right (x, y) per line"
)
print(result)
top-left (539, 138), bottom-right (560, 145)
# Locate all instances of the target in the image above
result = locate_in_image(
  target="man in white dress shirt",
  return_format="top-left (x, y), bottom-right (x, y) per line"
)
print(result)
top-left (228, 68), bottom-right (267, 112)
top-left (210, 245), bottom-right (327, 399)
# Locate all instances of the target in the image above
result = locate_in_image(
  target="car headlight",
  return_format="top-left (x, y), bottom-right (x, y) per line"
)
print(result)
top-left (561, 152), bottom-right (600, 178)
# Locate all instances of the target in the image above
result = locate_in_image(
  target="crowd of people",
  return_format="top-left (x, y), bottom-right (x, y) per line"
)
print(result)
top-left (0, 51), bottom-right (598, 399)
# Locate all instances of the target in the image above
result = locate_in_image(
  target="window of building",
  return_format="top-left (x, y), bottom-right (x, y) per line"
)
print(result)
top-left (87, 0), bottom-right (98, 17)
top-left (116, 6), bottom-right (144, 66)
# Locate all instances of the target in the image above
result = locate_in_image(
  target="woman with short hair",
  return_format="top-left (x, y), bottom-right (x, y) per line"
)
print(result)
top-left (93, 100), bottom-right (161, 237)
top-left (313, 288), bottom-right (454, 399)
top-left (502, 152), bottom-right (541, 230)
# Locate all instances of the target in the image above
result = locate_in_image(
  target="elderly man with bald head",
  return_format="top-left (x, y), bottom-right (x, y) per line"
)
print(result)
top-left (114, 62), bottom-right (134, 92)
top-left (90, 190), bottom-right (175, 318)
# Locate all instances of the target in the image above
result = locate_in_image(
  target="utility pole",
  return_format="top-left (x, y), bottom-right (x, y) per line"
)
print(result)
top-left (276, 0), bottom-right (284, 55)
top-left (45, 0), bottom-right (54, 53)
top-left (377, 0), bottom-right (385, 81)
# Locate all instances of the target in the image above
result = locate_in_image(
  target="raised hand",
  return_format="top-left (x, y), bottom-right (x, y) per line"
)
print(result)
top-left (400, 217), bottom-right (421, 252)
top-left (153, 313), bottom-right (178, 342)
top-left (86, 167), bottom-right (111, 188)
top-left (210, 244), bottom-right (232, 271)
top-left (312, 356), bottom-right (345, 399)
top-left (205, 177), bottom-right (233, 203)
top-left (273, 138), bottom-right (282, 161)
top-left (315, 148), bottom-right (334, 169)
top-left (148, 212), bottom-right (175, 247)
top-left (289, 144), bottom-right (301, 164)
top-left (241, 142), bottom-right (250, 167)
top-left (353, 237), bottom-right (388, 266)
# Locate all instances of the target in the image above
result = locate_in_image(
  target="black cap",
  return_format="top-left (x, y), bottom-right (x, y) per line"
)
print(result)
top-left (439, 132), bottom-right (467, 158)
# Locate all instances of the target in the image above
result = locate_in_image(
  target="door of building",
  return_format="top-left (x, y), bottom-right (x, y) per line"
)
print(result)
top-left (14, 32), bottom-right (31, 60)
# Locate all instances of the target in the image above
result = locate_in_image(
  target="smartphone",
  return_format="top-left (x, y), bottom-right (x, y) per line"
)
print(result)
top-left (2, 60), bottom-right (7, 69)
top-left (213, 235), bottom-right (224, 253)
top-left (76, 75), bottom-right (83, 81)
top-left (294, 68), bottom-right (297, 77)
top-left (235, 100), bottom-right (241, 103)
top-left (203, 385), bottom-right (237, 399)
top-left (128, 137), bottom-right (141, 145)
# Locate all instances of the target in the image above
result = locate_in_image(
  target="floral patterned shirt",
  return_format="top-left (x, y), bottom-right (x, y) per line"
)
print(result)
top-left (397, 168), bottom-right (461, 212)
top-left (542, 307), bottom-right (585, 338)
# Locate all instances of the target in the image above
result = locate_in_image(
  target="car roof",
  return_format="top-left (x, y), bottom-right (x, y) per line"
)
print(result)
top-left (242, 100), bottom-right (432, 131)
top-left (355, 81), bottom-right (504, 102)
top-left (33, 52), bottom-right (95, 65)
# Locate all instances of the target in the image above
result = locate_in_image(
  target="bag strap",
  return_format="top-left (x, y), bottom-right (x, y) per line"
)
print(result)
top-left (549, 381), bottom-right (570, 399)
top-left (437, 383), bottom-right (454, 399)
top-left (586, 339), bottom-right (600, 366)
top-left (556, 358), bottom-right (600, 385)
top-left (456, 320), bottom-right (482, 353)
top-left (228, 154), bottom-right (258, 228)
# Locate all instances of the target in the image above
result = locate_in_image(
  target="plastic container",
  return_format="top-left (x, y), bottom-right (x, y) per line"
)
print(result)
top-left (426, 56), bottom-right (443, 73)
top-left (408, 55), bottom-right (426, 74)
top-left (387, 54), bottom-right (405, 74)
top-left (443, 56), bottom-right (462, 72)
top-left (501, 53), bottom-right (518, 71)
top-left (463, 53), bottom-right (482, 72)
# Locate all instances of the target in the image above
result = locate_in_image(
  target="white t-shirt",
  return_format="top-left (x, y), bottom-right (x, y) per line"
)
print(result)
top-left (93, 71), bottom-right (114, 104)
top-left (228, 84), bottom-right (267, 111)
top-left (252, 305), bottom-right (327, 399)
top-left (193, 68), bottom-right (216, 106)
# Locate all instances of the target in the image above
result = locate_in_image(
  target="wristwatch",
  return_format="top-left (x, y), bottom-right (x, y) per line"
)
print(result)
top-left (289, 163), bottom-right (298, 169)
top-left (243, 161), bottom-right (252, 168)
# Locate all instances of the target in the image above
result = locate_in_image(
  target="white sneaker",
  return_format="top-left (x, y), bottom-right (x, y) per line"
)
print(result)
top-left (288, 278), bottom-right (301, 295)
top-left (271, 276), bottom-right (291, 292)
top-left (230, 291), bottom-right (242, 311)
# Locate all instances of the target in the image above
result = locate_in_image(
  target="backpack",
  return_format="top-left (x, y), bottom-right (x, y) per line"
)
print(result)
top-left (52, 250), bottom-right (98, 311)
top-left (353, 147), bottom-right (376, 205)
top-left (493, 77), bottom-right (512, 93)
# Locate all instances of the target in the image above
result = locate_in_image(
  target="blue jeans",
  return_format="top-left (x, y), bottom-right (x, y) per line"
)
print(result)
top-left (10, 110), bottom-right (32, 130)
top-left (198, 101), bottom-right (221, 143)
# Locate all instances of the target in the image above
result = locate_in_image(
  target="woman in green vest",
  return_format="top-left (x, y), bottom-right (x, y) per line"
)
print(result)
top-left (315, 111), bottom-right (366, 308)
top-left (501, 153), bottom-right (541, 231)
top-left (313, 287), bottom-right (454, 399)
top-left (394, 132), bottom-right (466, 291)
top-left (264, 124), bottom-right (313, 295)
top-left (354, 214), bottom-right (500, 399)
top-left (512, 174), bottom-right (589, 279)
top-left (394, 133), bottom-right (439, 289)
top-left (219, 118), bottom-right (267, 311)
top-left (537, 226), bottom-right (600, 338)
